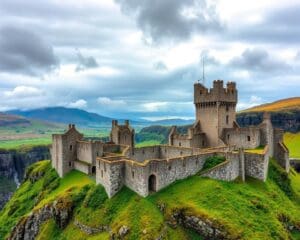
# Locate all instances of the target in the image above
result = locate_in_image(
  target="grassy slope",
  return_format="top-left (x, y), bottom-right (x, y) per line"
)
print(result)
top-left (0, 159), bottom-right (299, 240)
top-left (242, 97), bottom-right (300, 113)
top-left (284, 132), bottom-right (300, 159)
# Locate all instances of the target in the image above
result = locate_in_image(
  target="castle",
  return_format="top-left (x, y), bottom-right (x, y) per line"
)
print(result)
top-left (50, 80), bottom-right (289, 198)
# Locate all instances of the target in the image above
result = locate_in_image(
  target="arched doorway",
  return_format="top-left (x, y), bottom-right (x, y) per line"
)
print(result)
top-left (148, 174), bottom-right (157, 193)
top-left (91, 166), bottom-right (96, 174)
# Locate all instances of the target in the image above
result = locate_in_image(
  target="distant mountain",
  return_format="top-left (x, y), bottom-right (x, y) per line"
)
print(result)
top-left (151, 118), bottom-right (194, 126)
top-left (237, 97), bottom-right (300, 132)
top-left (0, 113), bottom-right (31, 127)
top-left (241, 97), bottom-right (300, 113)
top-left (7, 107), bottom-right (113, 127)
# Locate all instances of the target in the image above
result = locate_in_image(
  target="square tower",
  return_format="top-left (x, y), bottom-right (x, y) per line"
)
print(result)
top-left (194, 80), bottom-right (237, 146)
top-left (110, 120), bottom-right (135, 148)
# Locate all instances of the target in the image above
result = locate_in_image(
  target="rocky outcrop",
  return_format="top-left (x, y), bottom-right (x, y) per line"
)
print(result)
top-left (237, 111), bottom-right (300, 133)
top-left (0, 146), bottom-right (50, 210)
top-left (171, 209), bottom-right (241, 240)
top-left (0, 192), bottom-right (13, 210)
top-left (74, 219), bottom-right (109, 235)
top-left (8, 197), bottom-right (73, 240)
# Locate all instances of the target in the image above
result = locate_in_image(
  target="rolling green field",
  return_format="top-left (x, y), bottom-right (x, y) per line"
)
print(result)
top-left (0, 160), bottom-right (299, 239)
top-left (0, 123), bottom-right (110, 150)
top-left (135, 140), bottom-right (161, 147)
top-left (284, 132), bottom-right (300, 159)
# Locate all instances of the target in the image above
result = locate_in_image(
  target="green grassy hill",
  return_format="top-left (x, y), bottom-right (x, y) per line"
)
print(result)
top-left (0, 159), bottom-right (299, 240)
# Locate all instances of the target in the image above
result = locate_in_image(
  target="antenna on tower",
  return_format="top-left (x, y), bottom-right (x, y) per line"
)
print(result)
top-left (201, 53), bottom-right (206, 86)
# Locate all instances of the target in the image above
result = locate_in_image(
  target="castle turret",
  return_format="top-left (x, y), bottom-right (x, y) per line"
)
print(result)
top-left (110, 120), bottom-right (135, 148)
top-left (194, 80), bottom-right (238, 147)
top-left (51, 124), bottom-right (83, 177)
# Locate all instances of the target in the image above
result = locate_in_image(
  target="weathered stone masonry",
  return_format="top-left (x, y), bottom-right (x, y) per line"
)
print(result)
top-left (51, 80), bottom-right (289, 198)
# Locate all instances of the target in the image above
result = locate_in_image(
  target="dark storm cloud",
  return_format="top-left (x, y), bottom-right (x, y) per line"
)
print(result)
top-left (75, 51), bottom-right (99, 72)
top-left (230, 5), bottom-right (300, 44)
top-left (229, 48), bottom-right (289, 73)
top-left (0, 26), bottom-right (59, 75)
top-left (115, 0), bottom-right (223, 43)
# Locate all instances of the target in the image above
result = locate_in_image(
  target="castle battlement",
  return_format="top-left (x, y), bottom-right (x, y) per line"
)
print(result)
top-left (194, 80), bottom-right (237, 104)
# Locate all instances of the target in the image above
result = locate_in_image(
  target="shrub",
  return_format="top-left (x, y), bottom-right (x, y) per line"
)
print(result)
top-left (268, 160), bottom-right (293, 197)
top-left (72, 184), bottom-right (91, 205)
top-left (202, 156), bottom-right (226, 171)
top-left (84, 185), bottom-right (108, 209)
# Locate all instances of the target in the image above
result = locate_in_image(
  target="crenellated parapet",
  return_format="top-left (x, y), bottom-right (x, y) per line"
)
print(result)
top-left (194, 80), bottom-right (237, 105)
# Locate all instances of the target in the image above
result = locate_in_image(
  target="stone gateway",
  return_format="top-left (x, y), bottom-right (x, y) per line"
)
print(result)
top-left (50, 80), bottom-right (289, 198)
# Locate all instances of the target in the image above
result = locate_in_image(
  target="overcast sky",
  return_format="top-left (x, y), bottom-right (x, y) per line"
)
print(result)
top-left (0, 0), bottom-right (299, 120)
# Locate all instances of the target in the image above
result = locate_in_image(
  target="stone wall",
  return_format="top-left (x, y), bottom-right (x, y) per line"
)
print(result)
top-left (172, 137), bottom-right (192, 148)
top-left (96, 159), bottom-right (124, 198)
top-left (129, 146), bottom-right (160, 162)
top-left (124, 163), bottom-right (148, 196)
top-left (103, 144), bottom-right (121, 154)
top-left (201, 153), bottom-right (240, 181)
top-left (223, 127), bottom-right (260, 149)
top-left (77, 141), bottom-right (103, 165)
top-left (159, 145), bottom-right (194, 159)
top-left (244, 151), bottom-right (268, 181)
top-left (74, 160), bottom-right (90, 175)
top-left (51, 126), bottom-right (83, 177)
top-left (124, 153), bottom-right (212, 197)
top-left (273, 128), bottom-right (289, 172)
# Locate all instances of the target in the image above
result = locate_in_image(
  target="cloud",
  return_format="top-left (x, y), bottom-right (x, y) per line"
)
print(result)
top-left (228, 4), bottom-right (300, 45)
top-left (0, 26), bottom-right (59, 76)
top-left (140, 102), bottom-right (168, 112)
top-left (153, 61), bottom-right (167, 71)
top-left (3, 86), bottom-right (43, 98)
top-left (97, 97), bottom-right (126, 108)
top-left (237, 95), bottom-right (263, 110)
top-left (68, 99), bottom-right (87, 109)
top-left (229, 48), bottom-right (289, 73)
top-left (75, 50), bottom-right (99, 72)
top-left (115, 0), bottom-right (223, 43)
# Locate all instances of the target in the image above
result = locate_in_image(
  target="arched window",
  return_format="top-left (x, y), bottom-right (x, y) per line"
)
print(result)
top-left (226, 115), bottom-right (229, 124)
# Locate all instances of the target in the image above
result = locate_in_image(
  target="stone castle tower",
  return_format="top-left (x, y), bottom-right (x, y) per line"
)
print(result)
top-left (110, 120), bottom-right (135, 148)
top-left (194, 80), bottom-right (237, 147)
top-left (51, 124), bottom-right (83, 177)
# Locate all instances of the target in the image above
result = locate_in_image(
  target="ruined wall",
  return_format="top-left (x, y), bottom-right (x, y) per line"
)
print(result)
top-left (124, 163), bottom-right (148, 196)
top-left (259, 115), bottom-right (274, 157)
top-left (170, 132), bottom-right (206, 149)
top-left (273, 128), bottom-right (289, 172)
top-left (130, 146), bottom-right (160, 162)
top-left (51, 135), bottom-right (63, 176)
top-left (159, 145), bottom-right (194, 159)
top-left (124, 153), bottom-right (213, 197)
top-left (96, 160), bottom-right (124, 198)
top-left (74, 160), bottom-right (90, 175)
top-left (110, 120), bottom-right (134, 148)
top-left (172, 137), bottom-right (192, 148)
top-left (190, 133), bottom-right (207, 148)
top-left (244, 152), bottom-right (268, 181)
top-left (77, 141), bottom-right (103, 165)
top-left (103, 144), bottom-right (121, 154)
top-left (223, 127), bottom-right (260, 149)
top-left (201, 153), bottom-right (240, 181)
